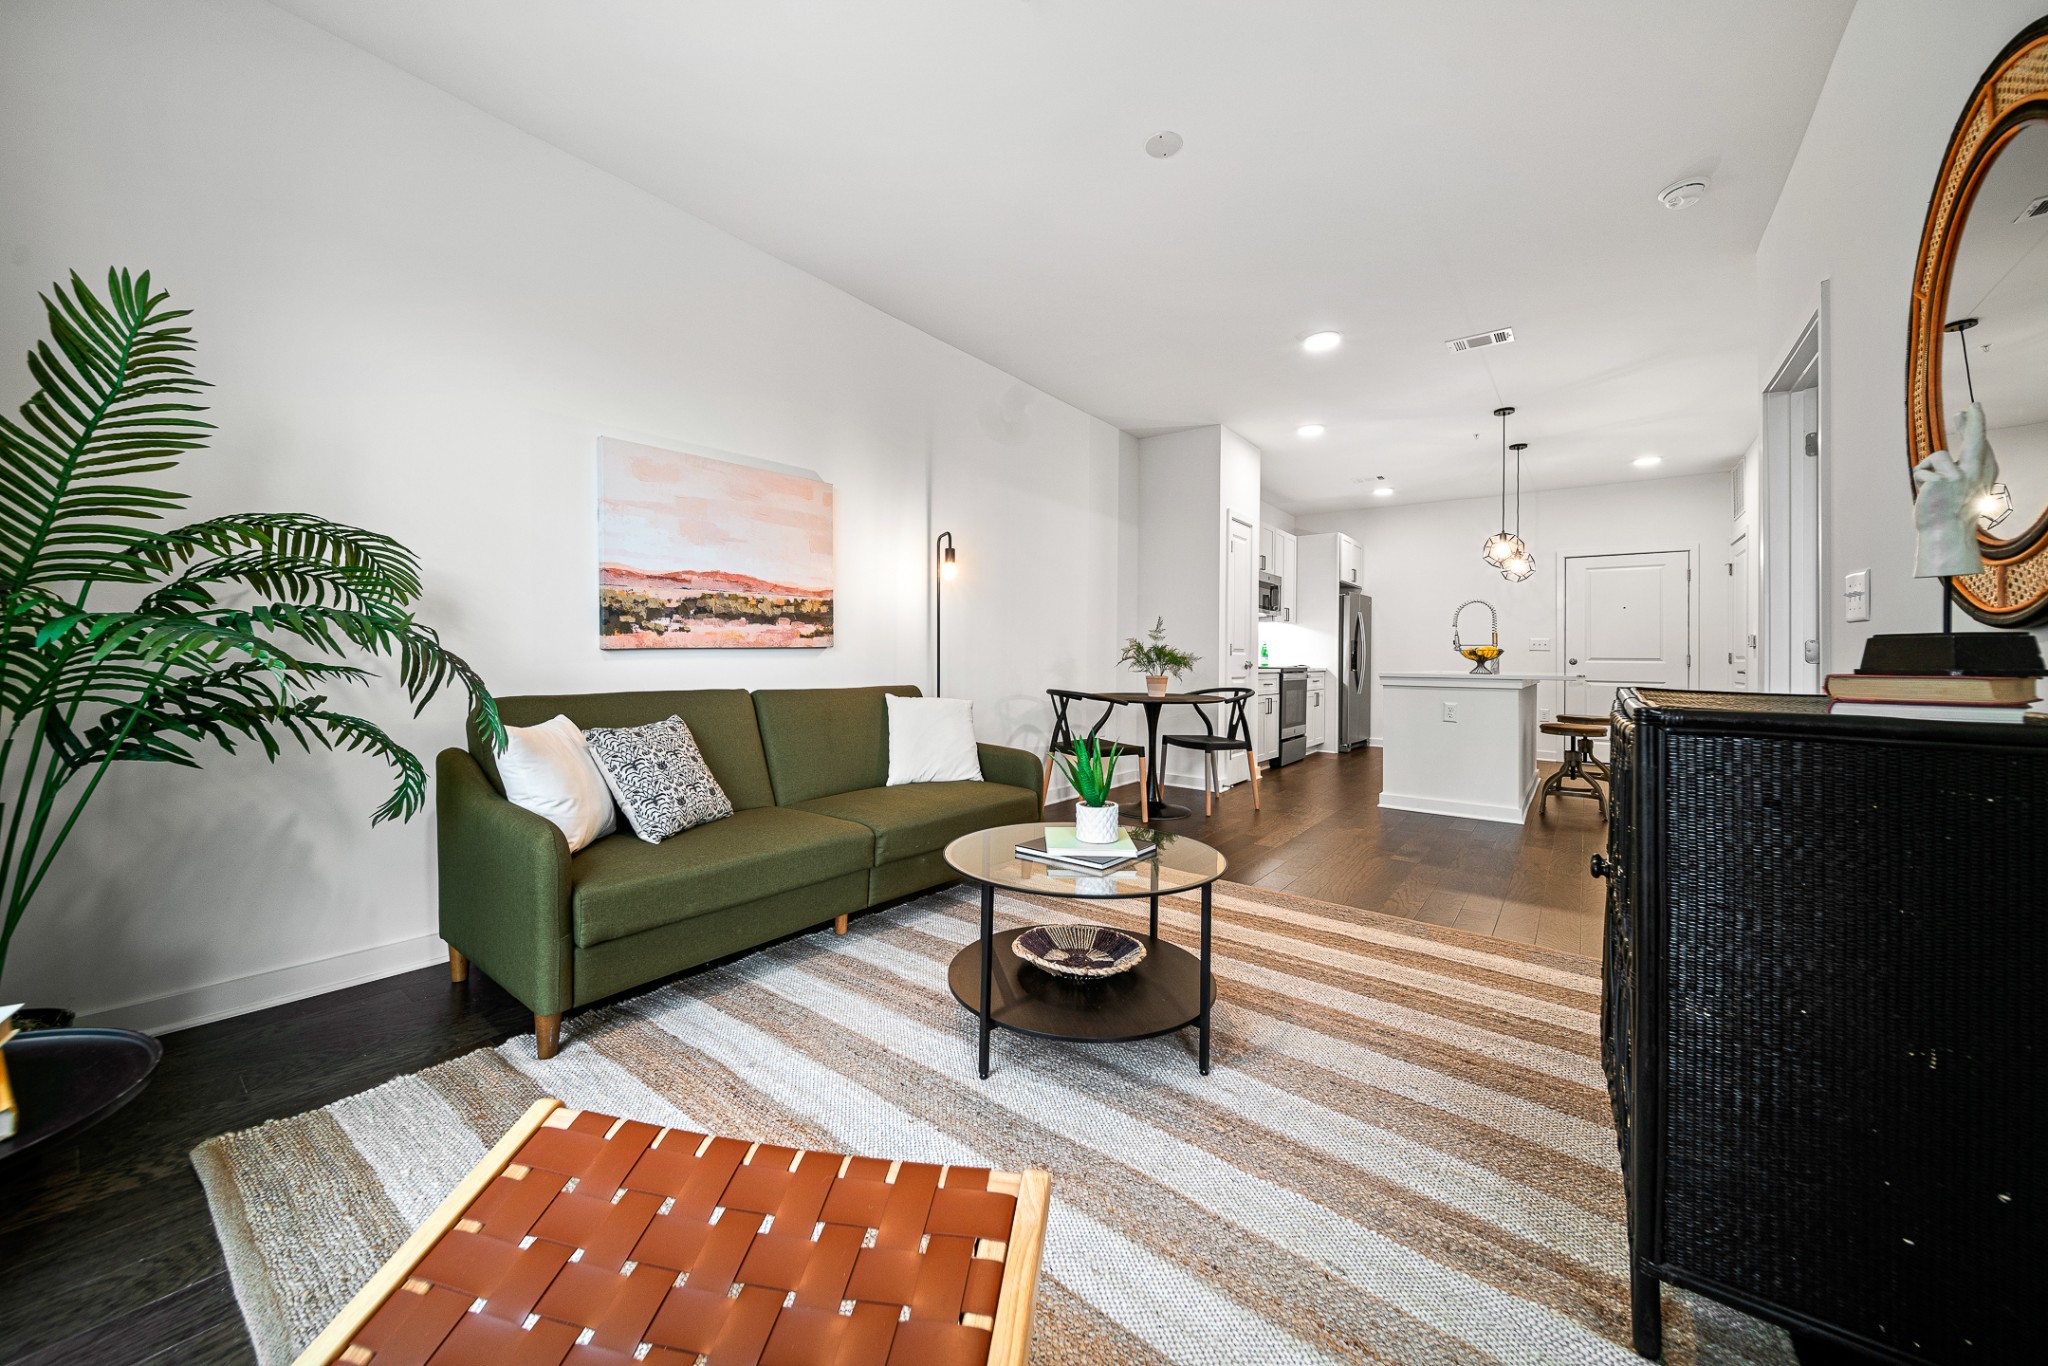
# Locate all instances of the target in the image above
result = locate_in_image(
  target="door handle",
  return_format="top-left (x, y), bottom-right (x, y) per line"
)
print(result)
top-left (1568, 658), bottom-right (1578, 666)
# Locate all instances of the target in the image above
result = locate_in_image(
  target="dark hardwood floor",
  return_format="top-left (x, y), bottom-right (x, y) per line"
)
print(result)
top-left (0, 745), bottom-right (1616, 1364)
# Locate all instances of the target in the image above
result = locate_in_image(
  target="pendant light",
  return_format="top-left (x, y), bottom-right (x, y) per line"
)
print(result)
top-left (1481, 406), bottom-right (1525, 567)
top-left (1500, 441), bottom-right (1535, 581)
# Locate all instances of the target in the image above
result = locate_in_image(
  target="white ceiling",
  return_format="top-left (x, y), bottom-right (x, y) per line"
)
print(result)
top-left (271, 0), bottom-right (1853, 511)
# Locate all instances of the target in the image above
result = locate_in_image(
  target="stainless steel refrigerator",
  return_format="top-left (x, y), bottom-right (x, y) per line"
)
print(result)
top-left (1338, 591), bottom-right (1372, 751)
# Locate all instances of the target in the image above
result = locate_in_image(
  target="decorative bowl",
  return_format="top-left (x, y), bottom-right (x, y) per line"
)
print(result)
top-left (1011, 924), bottom-right (1147, 979)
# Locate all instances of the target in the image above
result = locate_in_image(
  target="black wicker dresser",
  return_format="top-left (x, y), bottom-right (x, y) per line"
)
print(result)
top-left (1598, 689), bottom-right (2046, 1363)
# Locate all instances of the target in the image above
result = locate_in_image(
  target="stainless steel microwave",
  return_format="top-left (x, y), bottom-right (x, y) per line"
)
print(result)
top-left (1257, 575), bottom-right (1282, 617)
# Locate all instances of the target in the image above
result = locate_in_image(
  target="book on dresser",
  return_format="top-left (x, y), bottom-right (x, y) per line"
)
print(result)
top-left (1827, 701), bottom-right (2041, 724)
top-left (1823, 673), bottom-right (2039, 706)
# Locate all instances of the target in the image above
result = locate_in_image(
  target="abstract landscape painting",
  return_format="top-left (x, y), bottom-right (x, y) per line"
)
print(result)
top-left (598, 437), bottom-right (834, 649)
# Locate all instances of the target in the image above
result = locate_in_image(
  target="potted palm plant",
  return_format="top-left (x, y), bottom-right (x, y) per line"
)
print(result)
top-left (1054, 736), bottom-right (1121, 843)
top-left (0, 269), bottom-right (500, 1034)
top-left (1117, 616), bottom-right (1199, 697)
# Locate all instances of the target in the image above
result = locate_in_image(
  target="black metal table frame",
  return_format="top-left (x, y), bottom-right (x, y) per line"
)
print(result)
top-left (969, 877), bottom-right (1215, 1080)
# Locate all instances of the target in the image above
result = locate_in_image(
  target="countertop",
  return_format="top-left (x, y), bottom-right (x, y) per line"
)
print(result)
top-left (1380, 671), bottom-right (1542, 689)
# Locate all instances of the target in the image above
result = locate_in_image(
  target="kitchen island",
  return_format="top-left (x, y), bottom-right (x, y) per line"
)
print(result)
top-left (1377, 672), bottom-right (1540, 824)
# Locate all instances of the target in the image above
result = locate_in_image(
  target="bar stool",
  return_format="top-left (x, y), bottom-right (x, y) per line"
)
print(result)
top-left (1538, 719), bottom-right (1608, 819)
top-left (1555, 712), bottom-right (1612, 784)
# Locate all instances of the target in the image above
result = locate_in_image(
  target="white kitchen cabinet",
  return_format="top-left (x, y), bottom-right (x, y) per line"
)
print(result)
top-left (1254, 673), bottom-right (1279, 762)
top-left (1337, 534), bottom-right (1362, 588)
top-left (1278, 530), bottom-right (1299, 621)
top-left (1306, 673), bottom-right (1328, 751)
top-left (1258, 524), bottom-right (1277, 575)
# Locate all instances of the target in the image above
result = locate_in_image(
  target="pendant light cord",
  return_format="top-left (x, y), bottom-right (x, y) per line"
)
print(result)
top-left (1514, 441), bottom-right (1522, 535)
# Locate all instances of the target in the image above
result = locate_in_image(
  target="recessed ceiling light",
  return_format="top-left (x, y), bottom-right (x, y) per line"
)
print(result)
top-left (1297, 424), bottom-right (1326, 438)
top-left (1373, 487), bottom-right (1394, 498)
top-left (1634, 455), bottom-right (1662, 467)
top-left (1146, 131), bottom-right (1184, 159)
top-left (1301, 331), bottom-right (1342, 353)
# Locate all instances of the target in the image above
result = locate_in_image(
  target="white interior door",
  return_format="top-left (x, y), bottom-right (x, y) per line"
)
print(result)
top-left (1788, 387), bottom-right (1821, 691)
top-left (1563, 550), bottom-right (1692, 720)
top-left (1727, 534), bottom-right (1751, 690)
top-left (1223, 515), bottom-right (1255, 783)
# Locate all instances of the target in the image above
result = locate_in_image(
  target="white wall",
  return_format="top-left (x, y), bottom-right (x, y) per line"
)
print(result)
top-left (1135, 428), bottom-right (1224, 695)
top-left (1296, 472), bottom-right (1737, 756)
top-left (0, 0), bottom-right (1128, 1030)
top-left (1758, 0), bottom-right (2048, 665)
top-left (1130, 425), bottom-right (1263, 786)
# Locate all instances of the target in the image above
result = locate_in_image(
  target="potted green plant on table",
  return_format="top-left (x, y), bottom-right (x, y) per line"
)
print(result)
top-left (0, 269), bottom-right (500, 1064)
top-left (1117, 616), bottom-right (1199, 697)
top-left (1055, 736), bottom-right (1121, 843)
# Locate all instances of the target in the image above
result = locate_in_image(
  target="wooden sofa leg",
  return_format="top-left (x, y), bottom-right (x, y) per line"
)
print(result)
top-left (535, 1013), bottom-right (562, 1060)
top-left (448, 946), bottom-right (469, 984)
top-left (834, 914), bottom-right (849, 935)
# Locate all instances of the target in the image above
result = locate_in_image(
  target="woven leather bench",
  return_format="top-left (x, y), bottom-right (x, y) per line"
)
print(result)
top-left (295, 1099), bottom-right (1051, 1366)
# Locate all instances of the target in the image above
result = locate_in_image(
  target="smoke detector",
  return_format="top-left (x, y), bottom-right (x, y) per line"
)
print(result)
top-left (1447, 327), bottom-right (1514, 354)
top-left (1657, 179), bottom-right (1709, 210)
top-left (1146, 131), bottom-right (1184, 159)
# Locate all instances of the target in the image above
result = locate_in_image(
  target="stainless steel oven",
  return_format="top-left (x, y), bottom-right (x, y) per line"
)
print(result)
top-left (1275, 666), bottom-right (1307, 767)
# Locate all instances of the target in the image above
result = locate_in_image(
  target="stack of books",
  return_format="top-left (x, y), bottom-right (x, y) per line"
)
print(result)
top-left (1827, 633), bottom-right (2045, 724)
top-left (1, 1004), bottom-right (18, 1140)
top-left (1016, 828), bottom-right (1157, 872)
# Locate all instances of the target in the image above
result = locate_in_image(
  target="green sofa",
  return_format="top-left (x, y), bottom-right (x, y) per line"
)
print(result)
top-left (437, 685), bottom-right (1041, 1056)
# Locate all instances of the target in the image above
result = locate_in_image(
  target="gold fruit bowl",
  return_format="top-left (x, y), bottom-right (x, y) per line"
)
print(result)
top-left (1459, 646), bottom-right (1502, 662)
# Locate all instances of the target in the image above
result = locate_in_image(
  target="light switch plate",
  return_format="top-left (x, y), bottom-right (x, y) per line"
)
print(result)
top-left (1529, 637), bottom-right (1552, 651)
top-left (1844, 569), bottom-right (1871, 622)
top-left (1441, 702), bottom-right (1457, 723)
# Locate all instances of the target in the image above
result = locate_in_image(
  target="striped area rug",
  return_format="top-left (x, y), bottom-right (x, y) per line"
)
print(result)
top-left (193, 882), bottom-right (1792, 1365)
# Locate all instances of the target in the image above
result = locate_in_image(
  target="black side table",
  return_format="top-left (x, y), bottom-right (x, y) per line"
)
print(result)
top-left (941, 822), bottom-right (1227, 1078)
top-left (0, 1028), bottom-right (162, 1164)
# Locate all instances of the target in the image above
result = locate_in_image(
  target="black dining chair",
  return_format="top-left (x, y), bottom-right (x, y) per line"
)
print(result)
top-left (1160, 687), bottom-right (1260, 816)
top-left (1045, 689), bottom-right (1147, 822)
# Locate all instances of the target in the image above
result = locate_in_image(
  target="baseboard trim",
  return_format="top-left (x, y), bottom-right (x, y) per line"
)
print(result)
top-left (78, 933), bottom-right (448, 1036)
top-left (1378, 782), bottom-right (1535, 826)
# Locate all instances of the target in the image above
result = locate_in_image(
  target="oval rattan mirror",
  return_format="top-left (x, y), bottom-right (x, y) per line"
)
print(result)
top-left (1907, 17), bottom-right (2048, 627)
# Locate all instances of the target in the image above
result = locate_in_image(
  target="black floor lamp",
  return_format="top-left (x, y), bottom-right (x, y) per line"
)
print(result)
top-left (935, 531), bottom-right (957, 696)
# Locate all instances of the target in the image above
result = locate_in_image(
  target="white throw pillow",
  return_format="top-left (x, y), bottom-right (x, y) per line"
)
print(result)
top-left (496, 715), bottom-right (616, 852)
top-left (886, 696), bottom-right (983, 785)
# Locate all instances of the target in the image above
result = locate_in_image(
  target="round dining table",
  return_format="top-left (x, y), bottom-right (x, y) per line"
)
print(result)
top-left (1089, 691), bottom-right (1232, 820)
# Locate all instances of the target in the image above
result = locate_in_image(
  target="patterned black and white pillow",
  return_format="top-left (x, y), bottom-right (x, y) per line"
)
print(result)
top-left (580, 716), bottom-right (733, 844)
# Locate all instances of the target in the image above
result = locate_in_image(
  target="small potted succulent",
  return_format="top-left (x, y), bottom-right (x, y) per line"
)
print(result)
top-left (1118, 616), bottom-right (1199, 697)
top-left (1056, 736), bottom-right (1121, 843)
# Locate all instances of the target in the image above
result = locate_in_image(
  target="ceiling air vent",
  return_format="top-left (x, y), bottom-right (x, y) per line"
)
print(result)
top-left (1447, 328), bottom-right (1514, 354)
top-left (2016, 194), bottom-right (2048, 221)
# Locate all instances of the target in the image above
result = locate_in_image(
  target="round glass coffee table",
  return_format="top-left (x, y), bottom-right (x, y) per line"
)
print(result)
top-left (943, 822), bottom-right (1227, 1079)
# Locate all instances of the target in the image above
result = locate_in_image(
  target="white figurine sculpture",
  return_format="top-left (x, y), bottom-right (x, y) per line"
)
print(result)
top-left (1913, 401), bottom-right (2000, 577)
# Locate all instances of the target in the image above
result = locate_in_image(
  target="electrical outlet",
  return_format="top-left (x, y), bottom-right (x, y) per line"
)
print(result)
top-left (1529, 637), bottom-right (1552, 651)
top-left (1844, 569), bottom-right (1871, 623)
top-left (1441, 702), bottom-right (1458, 723)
